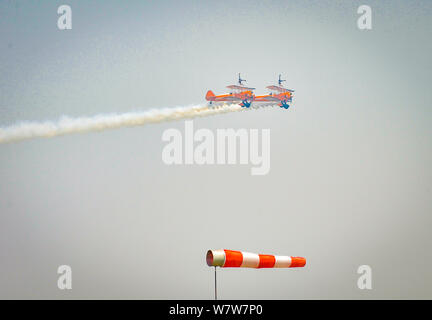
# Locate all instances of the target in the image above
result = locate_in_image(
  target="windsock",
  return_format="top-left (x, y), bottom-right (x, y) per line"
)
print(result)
top-left (206, 249), bottom-right (306, 268)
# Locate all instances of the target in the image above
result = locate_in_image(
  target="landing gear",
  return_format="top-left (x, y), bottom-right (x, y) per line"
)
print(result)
top-left (240, 100), bottom-right (252, 108)
top-left (280, 101), bottom-right (290, 109)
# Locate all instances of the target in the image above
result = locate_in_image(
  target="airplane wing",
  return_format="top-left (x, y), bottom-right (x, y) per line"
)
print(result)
top-left (226, 85), bottom-right (256, 91)
top-left (214, 95), bottom-right (242, 101)
top-left (255, 95), bottom-right (280, 101)
top-left (266, 85), bottom-right (295, 93)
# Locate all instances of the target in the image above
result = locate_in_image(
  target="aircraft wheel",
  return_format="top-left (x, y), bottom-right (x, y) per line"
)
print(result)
top-left (242, 100), bottom-right (251, 108)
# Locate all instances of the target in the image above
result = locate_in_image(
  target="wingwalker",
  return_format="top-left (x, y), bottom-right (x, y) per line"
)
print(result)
top-left (205, 74), bottom-right (294, 109)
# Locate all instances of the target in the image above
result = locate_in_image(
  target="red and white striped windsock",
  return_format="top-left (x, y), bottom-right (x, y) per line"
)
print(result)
top-left (206, 249), bottom-right (306, 268)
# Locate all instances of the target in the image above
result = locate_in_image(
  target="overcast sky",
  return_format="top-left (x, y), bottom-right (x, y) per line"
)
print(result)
top-left (0, 0), bottom-right (431, 299)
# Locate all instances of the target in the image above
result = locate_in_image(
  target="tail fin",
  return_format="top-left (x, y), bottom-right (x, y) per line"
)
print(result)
top-left (206, 90), bottom-right (215, 101)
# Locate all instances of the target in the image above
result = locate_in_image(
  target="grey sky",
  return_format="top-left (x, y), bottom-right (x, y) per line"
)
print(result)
top-left (0, 0), bottom-right (431, 299)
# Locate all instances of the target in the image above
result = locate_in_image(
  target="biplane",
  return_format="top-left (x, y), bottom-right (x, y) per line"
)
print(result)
top-left (254, 75), bottom-right (294, 109)
top-left (205, 74), bottom-right (255, 108)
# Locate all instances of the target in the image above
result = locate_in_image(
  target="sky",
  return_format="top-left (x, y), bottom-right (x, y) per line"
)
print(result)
top-left (0, 0), bottom-right (431, 299)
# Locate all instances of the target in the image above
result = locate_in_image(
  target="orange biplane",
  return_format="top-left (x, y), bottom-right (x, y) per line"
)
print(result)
top-left (254, 75), bottom-right (294, 109)
top-left (206, 74), bottom-right (255, 108)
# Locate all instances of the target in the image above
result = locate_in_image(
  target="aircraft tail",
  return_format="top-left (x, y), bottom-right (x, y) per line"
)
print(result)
top-left (206, 90), bottom-right (216, 101)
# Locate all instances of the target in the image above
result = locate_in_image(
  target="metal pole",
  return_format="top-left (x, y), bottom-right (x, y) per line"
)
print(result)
top-left (214, 266), bottom-right (217, 300)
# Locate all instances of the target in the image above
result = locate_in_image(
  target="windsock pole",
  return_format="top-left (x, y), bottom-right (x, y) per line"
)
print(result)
top-left (214, 266), bottom-right (217, 300)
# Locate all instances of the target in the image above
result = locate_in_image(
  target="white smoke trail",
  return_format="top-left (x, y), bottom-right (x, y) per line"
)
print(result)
top-left (0, 103), bottom-right (274, 144)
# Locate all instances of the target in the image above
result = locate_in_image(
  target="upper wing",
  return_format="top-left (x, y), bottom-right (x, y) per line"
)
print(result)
top-left (266, 85), bottom-right (295, 93)
top-left (226, 85), bottom-right (256, 91)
